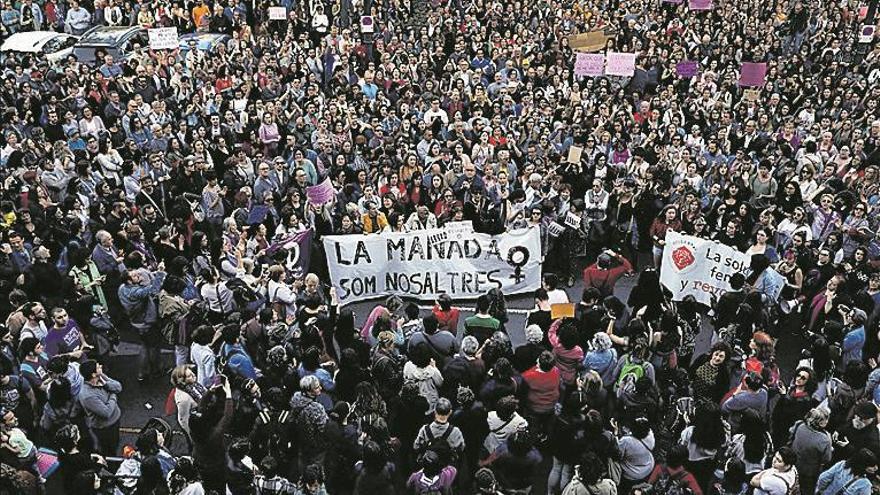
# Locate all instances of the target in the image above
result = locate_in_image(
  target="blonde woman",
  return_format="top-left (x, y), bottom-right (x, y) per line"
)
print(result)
top-left (169, 365), bottom-right (206, 435)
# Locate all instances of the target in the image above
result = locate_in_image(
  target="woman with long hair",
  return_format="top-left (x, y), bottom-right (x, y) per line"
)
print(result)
top-left (169, 365), bottom-right (206, 436)
top-left (771, 366), bottom-right (819, 447)
top-left (680, 402), bottom-right (728, 491)
top-left (722, 409), bottom-right (773, 476)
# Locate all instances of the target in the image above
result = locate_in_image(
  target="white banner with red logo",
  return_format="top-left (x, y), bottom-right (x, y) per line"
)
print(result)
top-left (659, 230), bottom-right (751, 305)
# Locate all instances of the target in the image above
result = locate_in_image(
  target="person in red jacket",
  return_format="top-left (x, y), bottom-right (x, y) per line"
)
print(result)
top-left (432, 293), bottom-right (460, 334)
top-left (583, 248), bottom-right (633, 298)
top-left (521, 351), bottom-right (561, 438)
top-left (647, 444), bottom-right (703, 495)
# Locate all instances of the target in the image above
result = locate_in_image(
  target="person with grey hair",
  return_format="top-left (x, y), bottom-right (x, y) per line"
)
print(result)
top-left (441, 335), bottom-right (486, 398)
top-left (513, 324), bottom-right (546, 373)
top-left (290, 375), bottom-right (330, 472)
top-left (789, 406), bottom-right (832, 495)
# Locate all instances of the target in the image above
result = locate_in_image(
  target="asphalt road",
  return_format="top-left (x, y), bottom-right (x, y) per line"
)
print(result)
top-left (109, 266), bottom-right (807, 472)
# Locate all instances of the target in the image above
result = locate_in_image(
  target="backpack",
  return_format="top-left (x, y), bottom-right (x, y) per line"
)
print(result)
top-left (254, 409), bottom-right (294, 460)
top-left (649, 467), bottom-right (694, 495)
top-left (218, 345), bottom-right (247, 380)
top-left (418, 423), bottom-right (455, 466)
top-left (226, 278), bottom-right (266, 317)
top-left (615, 356), bottom-right (646, 398)
top-left (771, 470), bottom-right (800, 495)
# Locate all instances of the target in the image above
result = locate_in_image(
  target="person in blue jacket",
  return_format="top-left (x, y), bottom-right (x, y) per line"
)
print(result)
top-left (841, 307), bottom-right (867, 367)
top-left (816, 448), bottom-right (877, 495)
top-left (220, 323), bottom-right (258, 384)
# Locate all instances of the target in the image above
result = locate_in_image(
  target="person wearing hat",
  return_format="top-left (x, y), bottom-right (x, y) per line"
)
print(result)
top-left (78, 360), bottom-right (122, 456)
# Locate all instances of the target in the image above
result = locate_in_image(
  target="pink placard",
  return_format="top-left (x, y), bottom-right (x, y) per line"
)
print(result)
top-left (574, 53), bottom-right (605, 77)
top-left (605, 52), bottom-right (636, 77)
top-left (689, 0), bottom-right (712, 9)
top-left (738, 62), bottom-right (768, 87)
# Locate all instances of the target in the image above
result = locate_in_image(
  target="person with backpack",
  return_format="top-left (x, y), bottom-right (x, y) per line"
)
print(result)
top-left (404, 343), bottom-right (445, 412)
top-left (219, 322), bottom-right (258, 385)
top-left (816, 448), bottom-right (878, 495)
top-left (615, 416), bottom-right (656, 494)
top-left (266, 264), bottom-right (296, 324)
top-left (480, 429), bottom-right (543, 495)
top-left (117, 266), bottom-right (166, 382)
top-left (646, 445), bottom-right (703, 495)
top-left (612, 338), bottom-right (655, 401)
top-left (406, 449), bottom-right (457, 495)
top-left (280, 376), bottom-right (324, 477)
top-left (749, 447), bottom-right (799, 495)
top-left (413, 398), bottom-right (465, 468)
top-left (483, 395), bottom-right (528, 458)
top-left (562, 451), bottom-right (618, 495)
top-left (789, 407), bottom-right (832, 495)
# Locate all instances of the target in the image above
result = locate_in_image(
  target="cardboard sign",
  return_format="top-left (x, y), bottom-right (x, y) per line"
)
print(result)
top-left (574, 53), bottom-right (605, 77)
top-left (147, 27), bottom-right (178, 50)
top-left (738, 62), bottom-right (767, 87)
top-left (567, 145), bottom-right (583, 164)
top-left (676, 60), bottom-right (698, 77)
top-left (268, 6), bottom-right (286, 19)
top-left (605, 52), bottom-right (636, 77)
top-left (551, 303), bottom-right (576, 320)
top-left (689, 0), bottom-right (712, 10)
top-left (567, 30), bottom-right (608, 53)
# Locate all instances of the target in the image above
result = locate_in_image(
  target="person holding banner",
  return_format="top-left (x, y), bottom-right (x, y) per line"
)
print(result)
top-left (649, 206), bottom-right (682, 268)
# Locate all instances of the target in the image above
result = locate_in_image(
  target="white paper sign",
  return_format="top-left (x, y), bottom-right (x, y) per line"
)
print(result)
top-left (148, 27), bottom-right (178, 50)
top-left (564, 212), bottom-right (582, 229)
top-left (605, 52), bottom-right (636, 77)
top-left (268, 6), bottom-right (287, 19)
top-left (323, 228), bottom-right (542, 305)
top-left (361, 15), bottom-right (374, 33)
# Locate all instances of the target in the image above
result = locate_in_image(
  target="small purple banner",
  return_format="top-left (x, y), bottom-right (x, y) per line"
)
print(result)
top-left (676, 61), bottom-right (698, 78)
top-left (306, 177), bottom-right (336, 205)
top-left (738, 62), bottom-right (768, 87)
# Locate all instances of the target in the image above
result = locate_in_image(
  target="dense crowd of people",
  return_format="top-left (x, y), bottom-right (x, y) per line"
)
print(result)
top-left (1, 0), bottom-right (880, 493)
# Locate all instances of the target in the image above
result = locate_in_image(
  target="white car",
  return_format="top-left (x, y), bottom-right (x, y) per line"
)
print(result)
top-left (0, 31), bottom-right (78, 65)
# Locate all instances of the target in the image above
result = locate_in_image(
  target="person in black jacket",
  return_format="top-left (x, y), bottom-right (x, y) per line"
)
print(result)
top-left (713, 272), bottom-right (747, 329)
top-left (547, 393), bottom-right (589, 494)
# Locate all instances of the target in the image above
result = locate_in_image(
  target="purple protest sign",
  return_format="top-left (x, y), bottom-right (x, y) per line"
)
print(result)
top-left (663, 0), bottom-right (683, 3)
top-left (688, 0), bottom-right (712, 9)
top-left (738, 62), bottom-right (768, 87)
top-left (676, 61), bottom-right (698, 78)
top-left (574, 53), bottom-right (605, 77)
top-left (306, 177), bottom-right (336, 205)
top-left (266, 228), bottom-right (314, 277)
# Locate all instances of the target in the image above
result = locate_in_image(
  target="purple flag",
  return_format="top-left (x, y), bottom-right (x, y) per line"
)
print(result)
top-left (306, 177), bottom-right (336, 205)
top-left (676, 61), bottom-right (698, 78)
top-left (738, 62), bottom-right (768, 87)
top-left (266, 228), bottom-right (314, 277)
